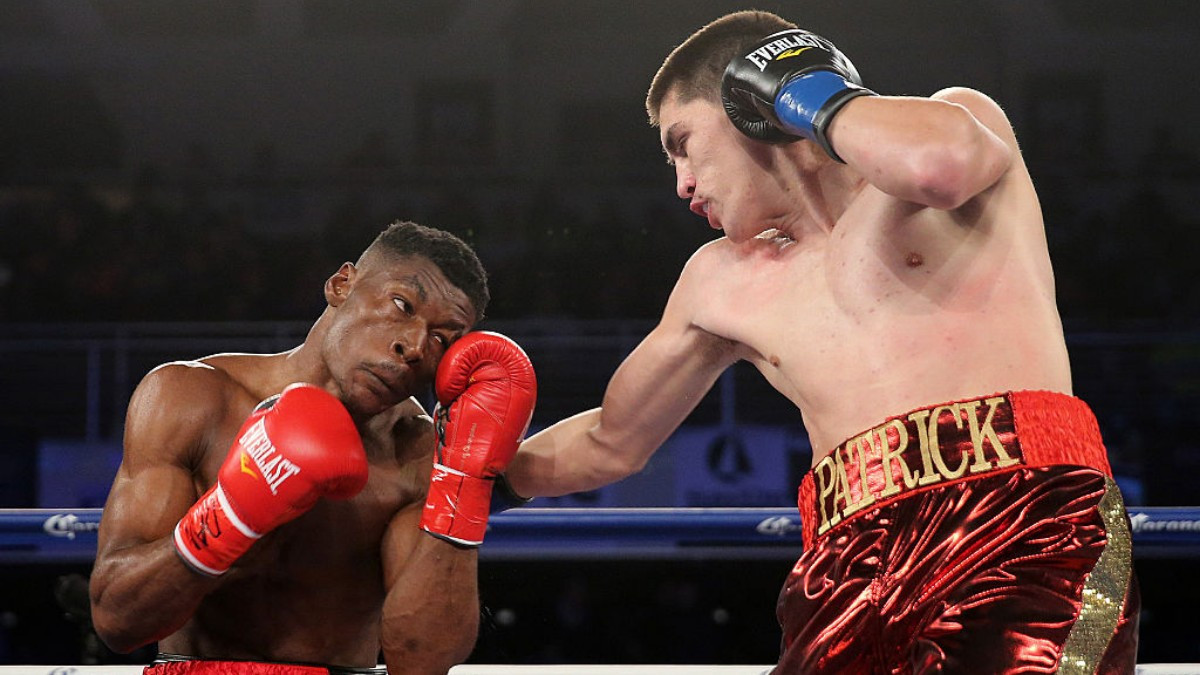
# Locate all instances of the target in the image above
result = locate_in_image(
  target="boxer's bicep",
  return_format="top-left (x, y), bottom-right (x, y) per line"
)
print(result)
top-left (90, 364), bottom-right (228, 651)
top-left (601, 245), bottom-right (743, 449)
top-left (599, 318), bottom-right (734, 457)
top-left (509, 324), bottom-right (730, 496)
top-left (99, 363), bottom-right (221, 555)
top-left (509, 247), bottom-right (738, 498)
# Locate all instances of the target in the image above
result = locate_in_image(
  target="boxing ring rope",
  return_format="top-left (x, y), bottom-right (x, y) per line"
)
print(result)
top-left (2, 507), bottom-right (1198, 674)
top-left (2, 506), bottom-right (1199, 564)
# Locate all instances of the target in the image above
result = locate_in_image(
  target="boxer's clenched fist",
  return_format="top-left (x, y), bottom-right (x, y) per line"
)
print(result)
top-left (421, 331), bottom-right (537, 547)
top-left (174, 383), bottom-right (368, 576)
top-left (721, 28), bottom-right (874, 161)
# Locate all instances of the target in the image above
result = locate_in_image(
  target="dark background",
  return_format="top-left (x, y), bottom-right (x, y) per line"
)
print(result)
top-left (1, 0), bottom-right (1198, 667)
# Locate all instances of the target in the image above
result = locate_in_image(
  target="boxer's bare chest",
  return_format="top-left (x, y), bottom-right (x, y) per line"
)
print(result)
top-left (176, 413), bottom-right (432, 659)
top-left (693, 210), bottom-right (1020, 450)
top-left (195, 405), bottom-right (430, 577)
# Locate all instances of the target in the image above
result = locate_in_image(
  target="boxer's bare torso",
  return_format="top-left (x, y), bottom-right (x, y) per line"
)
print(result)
top-left (669, 90), bottom-right (1071, 461)
top-left (93, 237), bottom-right (485, 672)
top-left (116, 353), bottom-right (434, 664)
top-left (507, 87), bottom-right (1072, 495)
top-left (685, 162), bottom-right (1071, 459)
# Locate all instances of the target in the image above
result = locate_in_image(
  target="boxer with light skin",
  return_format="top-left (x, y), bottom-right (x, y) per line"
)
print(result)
top-left (504, 10), bottom-right (1139, 673)
top-left (89, 220), bottom-right (536, 675)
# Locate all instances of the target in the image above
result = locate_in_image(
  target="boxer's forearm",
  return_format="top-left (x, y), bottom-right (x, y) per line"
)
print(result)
top-left (827, 92), bottom-right (1012, 209)
top-left (89, 538), bottom-right (220, 653)
top-left (381, 537), bottom-right (479, 674)
top-left (506, 408), bottom-right (649, 498)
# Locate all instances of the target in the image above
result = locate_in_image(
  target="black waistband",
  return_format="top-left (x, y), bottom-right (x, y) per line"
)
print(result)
top-left (154, 652), bottom-right (386, 674)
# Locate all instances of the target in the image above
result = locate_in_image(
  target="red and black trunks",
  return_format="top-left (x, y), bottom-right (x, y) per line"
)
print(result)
top-left (777, 390), bottom-right (1139, 674)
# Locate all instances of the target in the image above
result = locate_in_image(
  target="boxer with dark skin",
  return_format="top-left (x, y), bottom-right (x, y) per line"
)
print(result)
top-left (89, 221), bottom-right (534, 675)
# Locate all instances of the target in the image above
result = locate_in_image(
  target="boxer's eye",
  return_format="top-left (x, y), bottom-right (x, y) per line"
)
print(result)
top-left (663, 128), bottom-right (688, 164)
top-left (665, 140), bottom-right (688, 165)
top-left (393, 297), bottom-right (412, 315)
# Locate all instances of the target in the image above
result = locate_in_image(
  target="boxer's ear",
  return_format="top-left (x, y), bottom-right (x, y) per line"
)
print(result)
top-left (324, 262), bottom-right (356, 307)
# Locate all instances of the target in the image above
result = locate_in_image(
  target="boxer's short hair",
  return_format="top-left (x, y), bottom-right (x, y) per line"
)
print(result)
top-left (363, 220), bottom-right (490, 322)
top-left (646, 10), bottom-right (796, 127)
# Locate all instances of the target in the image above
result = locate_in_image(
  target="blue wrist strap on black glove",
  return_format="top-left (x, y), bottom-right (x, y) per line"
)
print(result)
top-left (775, 70), bottom-right (875, 162)
top-left (722, 28), bottom-right (875, 162)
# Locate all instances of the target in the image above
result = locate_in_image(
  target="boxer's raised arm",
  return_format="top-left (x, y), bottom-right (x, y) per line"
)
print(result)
top-left (419, 331), bottom-right (537, 547)
top-left (381, 331), bottom-right (539, 673)
top-left (89, 363), bottom-right (226, 653)
top-left (825, 88), bottom-right (1015, 210)
top-left (720, 30), bottom-right (1012, 211)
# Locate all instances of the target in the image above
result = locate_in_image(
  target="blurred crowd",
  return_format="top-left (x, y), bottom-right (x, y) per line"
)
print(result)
top-left (2, 152), bottom-right (1197, 328)
top-left (0, 164), bottom-right (714, 325)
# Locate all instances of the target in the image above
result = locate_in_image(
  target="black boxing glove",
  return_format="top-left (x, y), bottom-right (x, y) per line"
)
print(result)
top-left (721, 29), bottom-right (875, 162)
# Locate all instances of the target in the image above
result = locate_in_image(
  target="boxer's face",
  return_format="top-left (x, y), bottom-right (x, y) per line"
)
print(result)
top-left (321, 254), bottom-right (475, 416)
top-left (659, 92), bottom-right (791, 243)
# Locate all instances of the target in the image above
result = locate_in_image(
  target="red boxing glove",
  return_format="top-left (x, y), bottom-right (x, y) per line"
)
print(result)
top-left (421, 331), bottom-right (537, 547)
top-left (174, 383), bottom-right (368, 576)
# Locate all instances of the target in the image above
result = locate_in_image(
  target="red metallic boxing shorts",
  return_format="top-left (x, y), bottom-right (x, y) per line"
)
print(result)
top-left (776, 391), bottom-right (1139, 674)
top-left (145, 654), bottom-right (385, 675)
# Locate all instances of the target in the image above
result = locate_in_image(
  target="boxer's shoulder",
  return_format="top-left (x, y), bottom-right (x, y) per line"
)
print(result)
top-left (676, 238), bottom-right (730, 291)
top-left (133, 355), bottom-right (278, 442)
top-left (135, 358), bottom-right (231, 412)
top-left (123, 361), bottom-right (242, 472)
top-left (141, 355), bottom-right (260, 406)
top-left (676, 234), bottom-right (809, 310)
